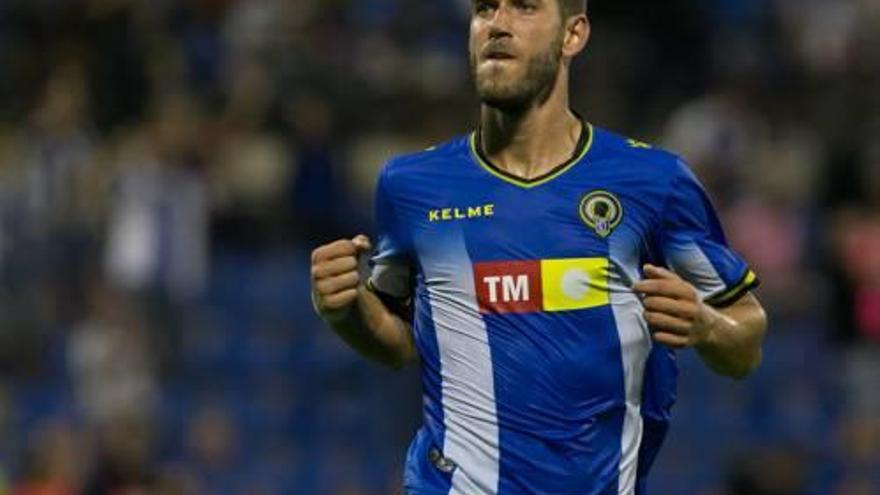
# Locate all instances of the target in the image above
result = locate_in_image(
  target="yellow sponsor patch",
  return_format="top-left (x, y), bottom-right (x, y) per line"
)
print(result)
top-left (540, 258), bottom-right (610, 312)
top-left (473, 257), bottom-right (610, 314)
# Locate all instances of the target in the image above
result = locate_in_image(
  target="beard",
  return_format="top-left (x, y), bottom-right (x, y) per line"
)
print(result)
top-left (471, 33), bottom-right (563, 111)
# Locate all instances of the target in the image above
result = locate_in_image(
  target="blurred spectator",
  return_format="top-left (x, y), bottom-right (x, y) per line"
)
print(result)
top-left (13, 419), bottom-right (82, 495)
top-left (183, 405), bottom-right (240, 494)
top-left (152, 465), bottom-right (201, 495)
top-left (81, 416), bottom-right (158, 495)
top-left (723, 446), bottom-right (810, 495)
top-left (104, 94), bottom-right (208, 301)
top-left (81, 0), bottom-right (150, 133)
top-left (834, 476), bottom-right (880, 495)
top-left (285, 93), bottom-right (351, 243)
top-left (832, 205), bottom-right (880, 344)
top-left (662, 86), bottom-right (764, 204)
top-left (67, 281), bottom-right (159, 426)
top-left (20, 57), bottom-right (95, 238)
top-left (831, 415), bottom-right (880, 495)
top-left (209, 61), bottom-right (289, 248)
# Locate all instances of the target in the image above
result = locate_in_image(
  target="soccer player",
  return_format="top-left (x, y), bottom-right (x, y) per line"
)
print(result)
top-left (310, 0), bottom-right (768, 493)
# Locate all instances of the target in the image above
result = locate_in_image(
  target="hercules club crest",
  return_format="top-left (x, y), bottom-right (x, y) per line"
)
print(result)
top-left (579, 191), bottom-right (623, 238)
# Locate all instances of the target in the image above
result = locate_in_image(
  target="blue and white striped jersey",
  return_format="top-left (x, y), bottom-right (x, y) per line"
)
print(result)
top-left (368, 120), bottom-right (758, 495)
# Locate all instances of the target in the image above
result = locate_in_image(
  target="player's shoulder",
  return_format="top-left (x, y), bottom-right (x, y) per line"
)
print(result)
top-left (590, 125), bottom-right (691, 178)
top-left (379, 134), bottom-right (470, 184)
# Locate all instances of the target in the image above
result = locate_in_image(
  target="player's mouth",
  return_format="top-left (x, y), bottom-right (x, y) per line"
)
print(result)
top-left (483, 48), bottom-right (516, 61)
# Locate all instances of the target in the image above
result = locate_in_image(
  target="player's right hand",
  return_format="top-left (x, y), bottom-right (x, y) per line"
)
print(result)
top-left (310, 235), bottom-right (372, 316)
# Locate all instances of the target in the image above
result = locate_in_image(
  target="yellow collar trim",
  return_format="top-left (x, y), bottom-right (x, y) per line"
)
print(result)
top-left (469, 122), bottom-right (594, 189)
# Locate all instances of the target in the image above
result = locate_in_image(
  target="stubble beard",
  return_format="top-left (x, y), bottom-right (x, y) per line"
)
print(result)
top-left (471, 34), bottom-right (563, 112)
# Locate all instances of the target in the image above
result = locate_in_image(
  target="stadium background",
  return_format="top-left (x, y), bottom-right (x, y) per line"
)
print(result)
top-left (0, 0), bottom-right (877, 493)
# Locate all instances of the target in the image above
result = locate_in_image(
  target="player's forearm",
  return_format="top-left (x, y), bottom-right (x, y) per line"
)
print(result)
top-left (695, 294), bottom-right (767, 379)
top-left (320, 285), bottom-right (417, 369)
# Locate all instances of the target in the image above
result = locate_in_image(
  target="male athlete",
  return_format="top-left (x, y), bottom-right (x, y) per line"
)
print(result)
top-left (310, 0), bottom-right (767, 493)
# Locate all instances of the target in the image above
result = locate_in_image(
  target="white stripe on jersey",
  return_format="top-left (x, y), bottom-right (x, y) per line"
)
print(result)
top-left (422, 233), bottom-right (500, 495)
top-left (609, 245), bottom-right (653, 494)
top-left (665, 242), bottom-right (727, 300)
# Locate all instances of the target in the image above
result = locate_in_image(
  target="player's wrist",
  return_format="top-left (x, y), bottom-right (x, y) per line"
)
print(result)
top-left (695, 303), bottom-right (741, 350)
top-left (693, 303), bottom-right (722, 349)
top-left (312, 290), bottom-right (356, 324)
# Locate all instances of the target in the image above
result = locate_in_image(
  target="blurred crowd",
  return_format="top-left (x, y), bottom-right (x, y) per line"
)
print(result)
top-left (0, 0), bottom-right (877, 493)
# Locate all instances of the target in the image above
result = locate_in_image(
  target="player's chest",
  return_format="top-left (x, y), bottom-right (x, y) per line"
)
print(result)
top-left (403, 182), bottom-right (654, 314)
top-left (405, 180), bottom-right (658, 260)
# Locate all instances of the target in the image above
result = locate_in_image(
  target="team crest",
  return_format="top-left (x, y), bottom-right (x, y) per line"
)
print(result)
top-left (579, 190), bottom-right (623, 238)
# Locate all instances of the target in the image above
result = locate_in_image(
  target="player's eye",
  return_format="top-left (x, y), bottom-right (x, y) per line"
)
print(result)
top-left (513, 0), bottom-right (538, 13)
top-left (474, 0), bottom-right (496, 15)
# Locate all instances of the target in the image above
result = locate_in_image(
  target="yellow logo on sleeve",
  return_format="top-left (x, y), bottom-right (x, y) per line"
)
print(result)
top-left (627, 138), bottom-right (652, 149)
top-left (540, 258), bottom-right (610, 312)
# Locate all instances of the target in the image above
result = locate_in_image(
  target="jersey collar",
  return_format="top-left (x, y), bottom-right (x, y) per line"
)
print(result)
top-left (469, 114), bottom-right (594, 189)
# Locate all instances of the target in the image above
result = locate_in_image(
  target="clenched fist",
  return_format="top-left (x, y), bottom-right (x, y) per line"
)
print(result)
top-left (633, 264), bottom-right (714, 349)
top-left (311, 235), bottom-right (373, 316)
top-left (633, 263), bottom-right (766, 379)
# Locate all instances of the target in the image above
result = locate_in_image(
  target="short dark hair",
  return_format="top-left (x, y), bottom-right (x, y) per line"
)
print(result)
top-left (558, 0), bottom-right (587, 19)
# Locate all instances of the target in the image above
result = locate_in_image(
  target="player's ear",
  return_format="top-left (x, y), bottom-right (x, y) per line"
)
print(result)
top-left (561, 14), bottom-right (589, 58)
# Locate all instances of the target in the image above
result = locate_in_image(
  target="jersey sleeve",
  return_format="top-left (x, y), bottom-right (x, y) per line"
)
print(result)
top-left (658, 161), bottom-right (759, 307)
top-left (368, 162), bottom-right (414, 301)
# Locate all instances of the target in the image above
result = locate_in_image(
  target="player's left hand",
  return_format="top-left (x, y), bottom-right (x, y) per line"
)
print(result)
top-left (632, 264), bottom-right (716, 349)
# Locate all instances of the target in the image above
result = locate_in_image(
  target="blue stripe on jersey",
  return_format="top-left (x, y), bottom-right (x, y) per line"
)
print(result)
top-left (485, 309), bottom-right (626, 495)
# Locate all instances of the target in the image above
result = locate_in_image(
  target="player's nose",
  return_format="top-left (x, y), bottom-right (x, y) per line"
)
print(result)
top-left (486, 4), bottom-right (514, 36)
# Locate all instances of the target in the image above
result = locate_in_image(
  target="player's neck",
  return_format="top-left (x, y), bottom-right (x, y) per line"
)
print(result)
top-left (479, 83), bottom-right (582, 181)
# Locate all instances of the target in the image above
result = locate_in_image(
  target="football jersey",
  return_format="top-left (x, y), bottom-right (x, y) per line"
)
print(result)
top-left (368, 119), bottom-right (759, 495)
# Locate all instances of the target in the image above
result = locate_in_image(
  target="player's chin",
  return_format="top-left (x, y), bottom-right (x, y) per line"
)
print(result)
top-left (480, 96), bottom-right (529, 111)
top-left (477, 85), bottom-right (530, 110)
top-left (477, 63), bottom-right (518, 83)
